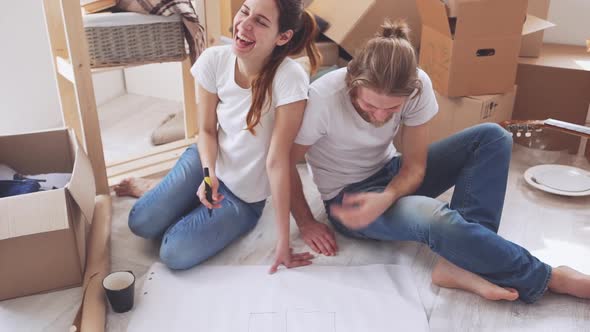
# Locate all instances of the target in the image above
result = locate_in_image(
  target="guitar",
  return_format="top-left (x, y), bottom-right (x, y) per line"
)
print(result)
top-left (500, 119), bottom-right (590, 139)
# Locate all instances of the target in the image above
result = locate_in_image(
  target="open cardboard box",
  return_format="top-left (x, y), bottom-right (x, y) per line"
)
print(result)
top-left (0, 128), bottom-right (95, 300)
top-left (416, 0), bottom-right (554, 97)
top-left (443, 0), bottom-right (550, 57)
top-left (308, 0), bottom-right (422, 56)
top-left (448, 0), bottom-right (554, 57)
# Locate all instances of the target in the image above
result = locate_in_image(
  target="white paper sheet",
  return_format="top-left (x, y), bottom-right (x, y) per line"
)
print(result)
top-left (128, 264), bottom-right (429, 332)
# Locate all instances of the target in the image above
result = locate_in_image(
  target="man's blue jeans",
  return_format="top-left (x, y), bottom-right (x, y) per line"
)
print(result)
top-left (128, 144), bottom-right (266, 270)
top-left (325, 123), bottom-right (551, 303)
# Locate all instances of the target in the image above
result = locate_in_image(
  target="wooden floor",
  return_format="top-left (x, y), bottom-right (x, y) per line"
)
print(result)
top-left (1, 94), bottom-right (589, 331)
top-left (99, 93), bottom-right (182, 164)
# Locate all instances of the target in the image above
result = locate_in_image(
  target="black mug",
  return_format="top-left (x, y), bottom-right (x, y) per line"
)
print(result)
top-left (102, 270), bottom-right (135, 313)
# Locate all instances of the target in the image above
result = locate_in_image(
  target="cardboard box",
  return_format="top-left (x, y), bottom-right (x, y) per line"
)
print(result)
top-left (428, 86), bottom-right (517, 143)
top-left (513, 43), bottom-right (590, 153)
top-left (308, 0), bottom-right (423, 56)
top-left (520, 0), bottom-right (553, 57)
top-left (395, 86), bottom-right (516, 150)
top-left (0, 128), bottom-right (95, 300)
top-left (444, 0), bottom-right (554, 57)
top-left (416, 0), bottom-right (553, 97)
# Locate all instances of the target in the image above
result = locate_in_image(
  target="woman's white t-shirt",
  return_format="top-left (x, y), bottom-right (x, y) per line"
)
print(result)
top-left (191, 45), bottom-right (309, 203)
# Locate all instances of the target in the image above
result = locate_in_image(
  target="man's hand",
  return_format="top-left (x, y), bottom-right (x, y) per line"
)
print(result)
top-left (298, 220), bottom-right (338, 256)
top-left (330, 191), bottom-right (396, 230)
top-left (269, 244), bottom-right (314, 274)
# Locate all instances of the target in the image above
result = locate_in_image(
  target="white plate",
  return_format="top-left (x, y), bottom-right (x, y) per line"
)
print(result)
top-left (524, 164), bottom-right (590, 196)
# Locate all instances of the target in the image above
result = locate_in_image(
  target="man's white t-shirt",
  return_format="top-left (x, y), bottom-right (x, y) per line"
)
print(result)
top-left (295, 67), bottom-right (438, 200)
top-left (191, 45), bottom-right (309, 203)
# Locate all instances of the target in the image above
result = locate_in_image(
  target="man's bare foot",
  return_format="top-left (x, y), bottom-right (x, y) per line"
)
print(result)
top-left (548, 266), bottom-right (590, 299)
top-left (113, 177), bottom-right (159, 198)
top-left (432, 258), bottom-right (519, 301)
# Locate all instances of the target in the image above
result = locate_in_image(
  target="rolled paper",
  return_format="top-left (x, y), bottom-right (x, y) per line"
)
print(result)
top-left (71, 195), bottom-right (112, 332)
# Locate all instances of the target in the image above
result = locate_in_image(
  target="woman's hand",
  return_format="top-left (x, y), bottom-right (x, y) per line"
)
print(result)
top-left (196, 175), bottom-right (224, 209)
top-left (269, 242), bottom-right (314, 274)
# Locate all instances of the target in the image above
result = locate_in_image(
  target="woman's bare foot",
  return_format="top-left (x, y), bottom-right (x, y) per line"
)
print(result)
top-left (432, 258), bottom-right (519, 301)
top-left (113, 177), bottom-right (159, 198)
top-left (548, 266), bottom-right (590, 299)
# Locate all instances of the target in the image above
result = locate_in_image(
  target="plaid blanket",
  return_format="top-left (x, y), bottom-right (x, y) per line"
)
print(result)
top-left (117, 0), bottom-right (205, 64)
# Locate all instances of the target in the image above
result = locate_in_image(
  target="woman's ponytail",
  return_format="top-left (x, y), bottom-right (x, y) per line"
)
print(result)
top-left (247, 1), bottom-right (321, 134)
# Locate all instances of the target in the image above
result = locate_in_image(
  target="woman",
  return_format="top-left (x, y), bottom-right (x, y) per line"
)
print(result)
top-left (117, 0), bottom-right (321, 273)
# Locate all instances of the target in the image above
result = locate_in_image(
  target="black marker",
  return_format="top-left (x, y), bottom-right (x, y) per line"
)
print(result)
top-left (203, 168), bottom-right (213, 217)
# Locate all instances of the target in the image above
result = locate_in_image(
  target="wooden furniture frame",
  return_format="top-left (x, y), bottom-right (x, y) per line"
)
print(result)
top-left (43, 0), bottom-right (221, 194)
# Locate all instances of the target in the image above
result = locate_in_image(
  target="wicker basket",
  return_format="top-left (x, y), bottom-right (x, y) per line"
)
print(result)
top-left (83, 12), bottom-right (186, 68)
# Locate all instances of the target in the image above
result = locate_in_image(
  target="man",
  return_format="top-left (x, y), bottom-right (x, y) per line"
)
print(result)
top-left (289, 21), bottom-right (590, 303)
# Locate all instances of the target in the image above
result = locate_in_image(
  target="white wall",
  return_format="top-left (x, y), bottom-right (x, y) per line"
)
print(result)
top-left (0, 0), bottom-right (126, 135)
top-left (544, 0), bottom-right (590, 46)
top-left (94, 70), bottom-right (126, 105)
top-left (0, 1), bottom-right (62, 134)
top-left (124, 62), bottom-right (184, 102)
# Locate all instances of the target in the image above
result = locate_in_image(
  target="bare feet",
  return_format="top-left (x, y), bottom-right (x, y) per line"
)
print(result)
top-left (432, 258), bottom-right (519, 301)
top-left (548, 266), bottom-right (590, 299)
top-left (113, 177), bottom-right (159, 198)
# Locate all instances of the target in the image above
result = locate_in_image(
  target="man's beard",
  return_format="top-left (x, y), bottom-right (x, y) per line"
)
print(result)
top-left (351, 99), bottom-right (394, 128)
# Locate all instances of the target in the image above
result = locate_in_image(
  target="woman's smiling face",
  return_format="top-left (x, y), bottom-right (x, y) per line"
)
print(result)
top-left (232, 0), bottom-right (292, 60)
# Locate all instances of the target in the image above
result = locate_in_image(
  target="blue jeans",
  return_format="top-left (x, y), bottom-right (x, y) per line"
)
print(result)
top-left (325, 123), bottom-right (551, 303)
top-left (128, 144), bottom-right (266, 270)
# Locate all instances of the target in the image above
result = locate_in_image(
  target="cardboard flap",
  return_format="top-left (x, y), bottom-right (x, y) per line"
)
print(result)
top-left (0, 190), bottom-right (70, 240)
top-left (66, 130), bottom-right (95, 225)
top-left (416, 0), bottom-right (451, 38)
top-left (0, 128), bottom-right (73, 174)
top-left (522, 14), bottom-right (555, 36)
top-left (308, 0), bottom-right (375, 44)
top-left (455, 0), bottom-right (527, 40)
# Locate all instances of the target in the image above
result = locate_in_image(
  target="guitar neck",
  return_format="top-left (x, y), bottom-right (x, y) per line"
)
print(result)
top-left (543, 119), bottom-right (590, 139)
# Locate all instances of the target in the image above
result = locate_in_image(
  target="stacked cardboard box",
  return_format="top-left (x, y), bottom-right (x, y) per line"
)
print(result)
top-left (395, 86), bottom-right (517, 149)
top-left (0, 129), bottom-right (95, 300)
top-left (429, 87), bottom-right (517, 143)
top-left (304, 0), bottom-right (552, 145)
top-left (416, 0), bottom-right (553, 97)
top-left (410, 0), bottom-right (554, 145)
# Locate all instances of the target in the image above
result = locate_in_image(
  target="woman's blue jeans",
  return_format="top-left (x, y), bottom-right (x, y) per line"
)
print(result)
top-left (128, 144), bottom-right (265, 270)
top-left (325, 123), bottom-right (551, 303)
